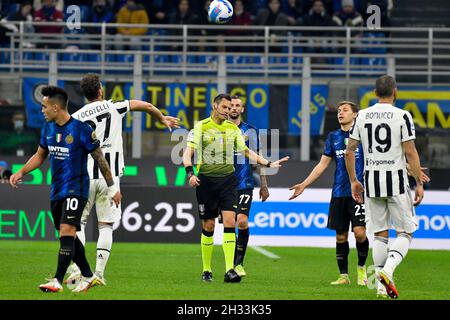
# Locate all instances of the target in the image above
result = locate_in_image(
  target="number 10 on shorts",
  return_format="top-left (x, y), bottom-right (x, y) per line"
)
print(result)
top-left (66, 198), bottom-right (79, 211)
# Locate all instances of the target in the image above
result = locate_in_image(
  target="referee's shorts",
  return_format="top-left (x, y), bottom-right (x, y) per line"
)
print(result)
top-left (195, 173), bottom-right (238, 220)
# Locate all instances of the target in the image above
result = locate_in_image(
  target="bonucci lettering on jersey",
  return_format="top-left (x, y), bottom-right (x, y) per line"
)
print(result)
top-left (75, 103), bottom-right (109, 119)
top-left (365, 112), bottom-right (394, 120)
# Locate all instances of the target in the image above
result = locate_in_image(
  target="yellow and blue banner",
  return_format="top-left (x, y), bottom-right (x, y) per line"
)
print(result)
top-left (23, 77), bottom-right (329, 135)
top-left (359, 87), bottom-right (450, 129)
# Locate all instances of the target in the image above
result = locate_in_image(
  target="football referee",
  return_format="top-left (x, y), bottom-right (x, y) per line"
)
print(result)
top-left (183, 94), bottom-right (289, 283)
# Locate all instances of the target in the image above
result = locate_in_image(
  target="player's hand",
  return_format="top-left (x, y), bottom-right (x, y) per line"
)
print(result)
top-left (189, 175), bottom-right (200, 187)
top-left (111, 191), bottom-right (122, 208)
top-left (107, 185), bottom-right (121, 208)
top-left (419, 167), bottom-right (430, 184)
top-left (269, 156), bottom-right (290, 168)
top-left (407, 164), bottom-right (430, 184)
top-left (414, 184), bottom-right (424, 206)
top-left (9, 172), bottom-right (23, 189)
top-left (289, 183), bottom-right (305, 200)
top-left (161, 116), bottom-right (180, 132)
top-left (351, 180), bottom-right (364, 204)
top-left (260, 186), bottom-right (269, 202)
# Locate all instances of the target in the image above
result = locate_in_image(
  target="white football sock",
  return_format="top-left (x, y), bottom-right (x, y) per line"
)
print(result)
top-left (373, 236), bottom-right (389, 270)
top-left (383, 233), bottom-right (411, 278)
top-left (96, 224), bottom-right (113, 277)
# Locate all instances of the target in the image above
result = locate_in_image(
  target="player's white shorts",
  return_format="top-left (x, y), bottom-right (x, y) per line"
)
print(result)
top-left (81, 176), bottom-right (121, 224)
top-left (364, 189), bottom-right (418, 234)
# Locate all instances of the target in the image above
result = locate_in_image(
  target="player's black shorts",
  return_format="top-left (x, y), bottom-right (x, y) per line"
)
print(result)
top-left (327, 196), bottom-right (366, 233)
top-left (50, 196), bottom-right (87, 231)
top-left (196, 173), bottom-right (238, 220)
top-left (237, 189), bottom-right (253, 216)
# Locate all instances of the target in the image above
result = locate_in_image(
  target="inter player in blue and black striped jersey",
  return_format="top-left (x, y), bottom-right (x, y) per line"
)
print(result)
top-left (9, 86), bottom-right (121, 293)
top-left (229, 95), bottom-right (270, 278)
top-left (289, 101), bottom-right (369, 287)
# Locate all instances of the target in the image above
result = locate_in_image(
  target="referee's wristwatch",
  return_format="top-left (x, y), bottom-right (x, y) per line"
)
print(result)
top-left (266, 161), bottom-right (272, 168)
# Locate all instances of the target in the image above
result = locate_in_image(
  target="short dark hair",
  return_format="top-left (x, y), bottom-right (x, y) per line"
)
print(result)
top-left (80, 73), bottom-right (101, 101)
top-left (375, 75), bottom-right (397, 98)
top-left (213, 93), bottom-right (232, 104)
top-left (337, 100), bottom-right (359, 113)
top-left (41, 86), bottom-right (68, 109)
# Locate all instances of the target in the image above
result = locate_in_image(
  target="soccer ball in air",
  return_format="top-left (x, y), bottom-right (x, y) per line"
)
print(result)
top-left (208, 0), bottom-right (234, 24)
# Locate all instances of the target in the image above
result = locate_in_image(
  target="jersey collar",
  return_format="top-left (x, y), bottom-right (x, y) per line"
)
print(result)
top-left (56, 116), bottom-right (73, 128)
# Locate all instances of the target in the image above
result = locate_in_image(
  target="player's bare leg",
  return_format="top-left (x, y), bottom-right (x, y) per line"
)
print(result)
top-left (331, 232), bottom-right (350, 285)
top-left (354, 226), bottom-right (369, 286)
top-left (201, 218), bottom-right (215, 282)
top-left (234, 213), bottom-right (249, 277)
top-left (222, 210), bottom-right (241, 283)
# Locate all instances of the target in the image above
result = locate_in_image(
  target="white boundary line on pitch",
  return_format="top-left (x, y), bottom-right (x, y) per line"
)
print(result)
top-left (250, 246), bottom-right (281, 260)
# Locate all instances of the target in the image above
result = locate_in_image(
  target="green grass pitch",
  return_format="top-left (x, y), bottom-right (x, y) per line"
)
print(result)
top-left (1, 240), bottom-right (449, 300)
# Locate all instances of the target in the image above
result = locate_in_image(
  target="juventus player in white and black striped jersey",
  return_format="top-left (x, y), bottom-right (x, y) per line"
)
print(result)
top-left (66, 74), bottom-right (179, 286)
top-left (345, 75), bottom-right (427, 299)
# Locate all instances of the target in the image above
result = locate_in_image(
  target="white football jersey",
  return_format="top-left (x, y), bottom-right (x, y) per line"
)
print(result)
top-left (72, 99), bottom-right (130, 180)
top-left (350, 103), bottom-right (416, 197)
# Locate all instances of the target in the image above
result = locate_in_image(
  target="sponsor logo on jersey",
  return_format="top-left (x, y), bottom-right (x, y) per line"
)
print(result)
top-left (65, 134), bottom-right (74, 144)
top-left (366, 158), bottom-right (396, 166)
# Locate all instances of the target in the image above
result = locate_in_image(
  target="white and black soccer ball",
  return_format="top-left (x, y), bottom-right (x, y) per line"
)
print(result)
top-left (208, 0), bottom-right (234, 24)
top-left (65, 276), bottom-right (81, 290)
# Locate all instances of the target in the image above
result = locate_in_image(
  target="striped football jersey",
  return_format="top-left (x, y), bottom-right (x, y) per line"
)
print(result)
top-left (72, 99), bottom-right (130, 180)
top-left (349, 103), bottom-right (416, 197)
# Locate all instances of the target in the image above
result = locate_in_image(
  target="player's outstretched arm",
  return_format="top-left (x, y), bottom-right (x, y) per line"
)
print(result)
top-left (403, 140), bottom-right (425, 206)
top-left (129, 100), bottom-right (180, 132)
top-left (9, 146), bottom-right (48, 188)
top-left (183, 146), bottom-right (200, 187)
top-left (90, 147), bottom-right (122, 207)
top-left (345, 138), bottom-right (364, 204)
top-left (244, 148), bottom-right (289, 168)
top-left (289, 155), bottom-right (332, 200)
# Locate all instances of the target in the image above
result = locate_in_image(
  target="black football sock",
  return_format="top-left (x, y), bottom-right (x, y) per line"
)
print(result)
top-left (336, 241), bottom-right (350, 275)
top-left (54, 236), bottom-right (75, 283)
top-left (73, 236), bottom-right (93, 278)
top-left (234, 227), bottom-right (249, 266)
top-left (356, 237), bottom-right (369, 267)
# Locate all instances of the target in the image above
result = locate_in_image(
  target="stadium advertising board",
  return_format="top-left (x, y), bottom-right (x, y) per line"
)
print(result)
top-left (0, 156), bottom-right (336, 188)
top-left (230, 188), bottom-right (450, 250)
top-left (23, 77), bottom-right (328, 135)
top-left (3, 156), bottom-right (450, 190)
top-left (0, 185), bottom-right (202, 242)
top-left (1, 185), bottom-right (449, 250)
top-left (359, 87), bottom-right (450, 129)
